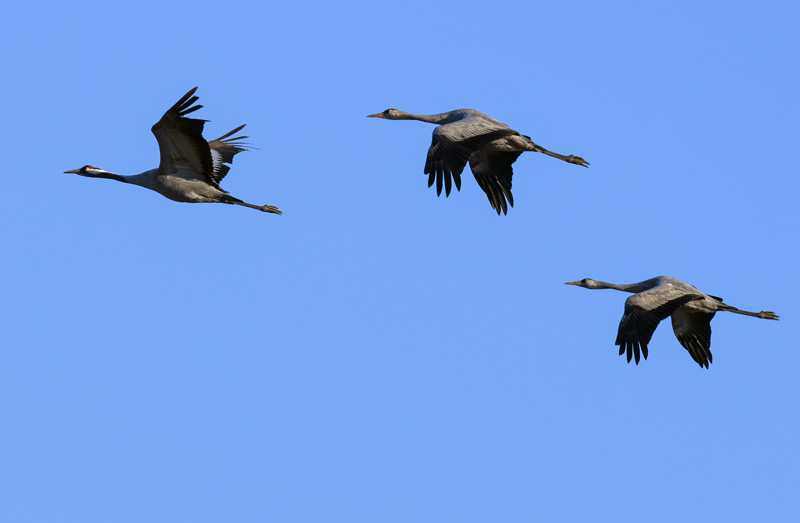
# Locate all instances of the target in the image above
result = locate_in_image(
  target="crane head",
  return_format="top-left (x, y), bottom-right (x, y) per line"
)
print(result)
top-left (64, 165), bottom-right (106, 177)
top-left (367, 109), bottom-right (401, 120)
top-left (565, 279), bottom-right (599, 289)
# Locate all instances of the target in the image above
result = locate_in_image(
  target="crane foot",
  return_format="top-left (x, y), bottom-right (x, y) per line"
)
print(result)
top-left (261, 205), bottom-right (282, 215)
top-left (567, 155), bottom-right (590, 167)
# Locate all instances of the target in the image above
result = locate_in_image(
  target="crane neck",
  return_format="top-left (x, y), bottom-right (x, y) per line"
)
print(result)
top-left (591, 279), bottom-right (658, 293)
top-left (83, 170), bottom-right (129, 184)
top-left (85, 169), bottom-right (160, 188)
top-left (393, 110), bottom-right (462, 125)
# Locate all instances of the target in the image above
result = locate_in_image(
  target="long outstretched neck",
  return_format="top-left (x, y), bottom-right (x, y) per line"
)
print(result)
top-left (590, 279), bottom-right (658, 293)
top-left (392, 110), bottom-right (461, 125)
top-left (84, 170), bottom-right (129, 184)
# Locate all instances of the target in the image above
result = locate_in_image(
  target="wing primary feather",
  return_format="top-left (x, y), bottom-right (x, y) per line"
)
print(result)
top-left (150, 88), bottom-right (217, 186)
top-left (180, 103), bottom-right (203, 116)
top-left (616, 293), bottom-right (704, 366)
top-left (214, 124), bottom-right (246, 141)
top-left (671, 309), bottom-right (715, 368)
top-left (469, 150), bottom-right (521, 215)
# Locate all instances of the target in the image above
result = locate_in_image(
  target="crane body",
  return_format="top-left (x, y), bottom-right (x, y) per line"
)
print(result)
top-left (566, 276), bottom-right (779, 368)
top-left (65, 88), bottom-right (281, 214)
top-left (368, 108), bottom-right (588, 214)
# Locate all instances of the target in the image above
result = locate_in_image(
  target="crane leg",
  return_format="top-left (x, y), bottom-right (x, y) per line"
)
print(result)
top-left (726, 307), bottom-right (779, 320)
top-left (528, 141), bottom-right (589, 167)
top-left (222, 195), bottom-right (282, 214)
top-left (234, 201), bottom-right (282, 214)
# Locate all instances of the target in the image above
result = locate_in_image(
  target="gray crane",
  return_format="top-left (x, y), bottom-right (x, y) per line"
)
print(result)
top-left (368, 108), bottom-right (588, 214)
top-left (565, 276), bottom-right (779, 368)
top-left (65, 87), bottom-right (281, 214)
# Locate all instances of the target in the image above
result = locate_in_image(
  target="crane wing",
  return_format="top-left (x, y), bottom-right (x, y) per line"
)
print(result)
top-left (616, 290), bottom-right (704, 364)
top-left (469, 150), bottom-right (522, 215)
top-left (151, 87), bottom-right (218, 187)
top-left (671, 309), bottom-right (715, 368)
top-left (425, 118), bottom-right (516, 198)
top-left (207, 124), bottom-right (251, 185)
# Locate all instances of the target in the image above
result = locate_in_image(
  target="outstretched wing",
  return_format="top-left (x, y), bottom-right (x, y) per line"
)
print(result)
top-left (616, 289), bottom-right (704, 365)
top-left (424, 117), bottom-right (516, 197)
top-left (469, 150), bottom-right (522, 215)
top-left (207, 124), bottom-right (251, 185)
top-left (671, 309), bottom-right (715, 368)
top-left (151, 87), bottom-right (218, 187)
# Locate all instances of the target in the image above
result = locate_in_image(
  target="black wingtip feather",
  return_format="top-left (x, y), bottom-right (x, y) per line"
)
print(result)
top-left (181, 104), bottom-right (203, 116)
top-left (215, 124), bottom-right (247, 141)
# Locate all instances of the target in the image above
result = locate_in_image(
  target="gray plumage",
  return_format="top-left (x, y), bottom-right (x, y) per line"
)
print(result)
top-left (565, 276), bottom-right (779, 368)
top-left (65, 87), bottom-right (281, 214)
top-left (368, 108), bottom-right (588, 214)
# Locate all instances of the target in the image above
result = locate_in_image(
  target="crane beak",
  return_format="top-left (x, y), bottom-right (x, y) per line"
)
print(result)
top-left (565, 281), bottom-right (581, 286)
top-left (64, 169), bottom-right (81, 174)
top-left (367, 113), bottom-right (384, 118)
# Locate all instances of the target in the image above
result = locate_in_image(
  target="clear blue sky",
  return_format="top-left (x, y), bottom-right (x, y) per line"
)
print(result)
top-left (1, 0), bottom-right (798, 521)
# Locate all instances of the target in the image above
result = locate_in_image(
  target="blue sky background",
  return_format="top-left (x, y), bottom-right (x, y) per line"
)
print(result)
top-left (1, 0), bottom-right (799, 521)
